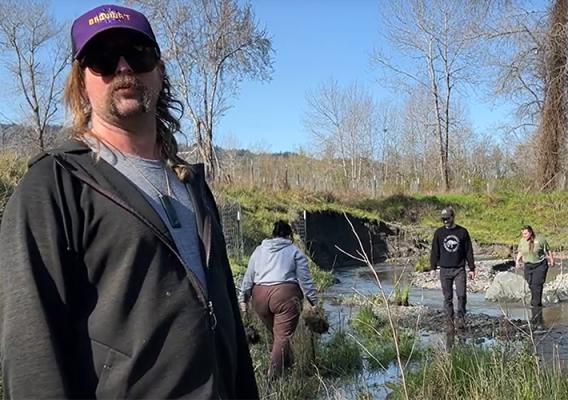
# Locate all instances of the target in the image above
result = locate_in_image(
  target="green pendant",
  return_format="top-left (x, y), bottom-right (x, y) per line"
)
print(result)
top-left (159, 194), bottom-right (181, 228)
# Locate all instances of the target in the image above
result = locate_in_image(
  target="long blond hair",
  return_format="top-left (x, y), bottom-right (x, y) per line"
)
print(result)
top-left (64, 60), bottom-right (189, 181)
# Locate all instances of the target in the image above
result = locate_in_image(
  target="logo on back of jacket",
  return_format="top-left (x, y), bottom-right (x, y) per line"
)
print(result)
top-left (443, 235), bottom-right (460, 252)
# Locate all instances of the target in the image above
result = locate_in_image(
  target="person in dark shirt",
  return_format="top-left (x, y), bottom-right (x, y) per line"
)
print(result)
top-left (429, 207), bottom-right (476, 330)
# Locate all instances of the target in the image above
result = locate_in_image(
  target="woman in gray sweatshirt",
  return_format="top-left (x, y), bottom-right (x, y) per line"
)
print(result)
top-left (239, 220), bottom-right (318, 377)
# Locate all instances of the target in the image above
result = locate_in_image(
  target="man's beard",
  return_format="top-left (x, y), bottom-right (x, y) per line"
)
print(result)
top-left (106, 75), bottom-right (152, 118)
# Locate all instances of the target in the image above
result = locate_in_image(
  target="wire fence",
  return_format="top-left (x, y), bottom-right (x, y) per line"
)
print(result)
top-left (218, 199), bottom-right (309, 260)
top-left (218, 200), bottom-right (243, 260)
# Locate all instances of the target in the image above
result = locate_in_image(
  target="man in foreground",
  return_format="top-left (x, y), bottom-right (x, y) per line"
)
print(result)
top-left (0, 4), bottom-right (257, 398)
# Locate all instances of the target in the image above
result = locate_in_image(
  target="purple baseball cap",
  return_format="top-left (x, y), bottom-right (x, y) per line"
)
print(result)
top-left (71, 4), bottom-right (159, 60)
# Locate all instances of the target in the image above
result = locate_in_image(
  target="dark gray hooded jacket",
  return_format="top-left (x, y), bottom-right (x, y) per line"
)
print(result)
top-left (0, 140), bottom-right (258, 399)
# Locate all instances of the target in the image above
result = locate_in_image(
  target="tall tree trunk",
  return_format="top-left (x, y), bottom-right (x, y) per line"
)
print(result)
top-left (204, 126), bottom-right (216, 181)
top-left (537, 0), bottom-right (568, 190)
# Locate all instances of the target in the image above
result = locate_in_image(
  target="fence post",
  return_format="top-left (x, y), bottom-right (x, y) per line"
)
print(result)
top-left (373, 175), bottom-right (377, 198)
top-left (303, 210), bottom-right (308, 249)
top-left (236, 207), bottom-right (242, 259)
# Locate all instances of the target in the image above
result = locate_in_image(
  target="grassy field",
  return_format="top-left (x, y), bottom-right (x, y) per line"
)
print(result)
top-left (221, 187), bottom-right (568, 251)
top-left (2, 159), bottom-right (567, 248)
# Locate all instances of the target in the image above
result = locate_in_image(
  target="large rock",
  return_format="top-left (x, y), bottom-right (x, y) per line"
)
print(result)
top-left (411, 260), bottom-right (504, 293)
top-left (543, 273), bottom-right (568, 304)
top-left (485, 271), bottom-right (530, 303)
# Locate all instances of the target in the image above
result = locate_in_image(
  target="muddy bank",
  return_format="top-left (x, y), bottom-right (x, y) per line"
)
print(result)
top-left (341, 299), bottom-right (541, 341)
top-left (300, 211), bottom-right (431, 269)
top-left (378, 305), bottom-right (533, 341)
top-left (303, 211), bottom-right (395, 269)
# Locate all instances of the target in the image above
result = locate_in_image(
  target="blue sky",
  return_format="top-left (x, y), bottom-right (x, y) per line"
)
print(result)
top-left (215, 0), bottom-right (382, 152)
top-left (8, 1), bottom-right (535, 152)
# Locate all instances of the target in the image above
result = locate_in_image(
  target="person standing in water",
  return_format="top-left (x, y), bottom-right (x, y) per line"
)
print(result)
top-left (430, 207), bottom-right (476, 331)
top-left (515, 225), bottom-right (554, 328)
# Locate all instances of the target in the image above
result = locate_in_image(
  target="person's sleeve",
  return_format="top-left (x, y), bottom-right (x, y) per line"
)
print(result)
top-left (294, 247), bottom-right (318, 305)
top-left (465, 230), bottom-right (475, 271)
top-left (0, 161), bottom-right (75, 399)
top-left (430, 229), bottom-right (440, 270)
top-left (238, 249), bottom-right (257, 304)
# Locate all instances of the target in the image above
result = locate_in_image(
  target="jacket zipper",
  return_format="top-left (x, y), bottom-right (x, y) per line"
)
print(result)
top-left (53, 158), bottom-right (215, 324)
top-left (207, 301), bottom-right (217, 330)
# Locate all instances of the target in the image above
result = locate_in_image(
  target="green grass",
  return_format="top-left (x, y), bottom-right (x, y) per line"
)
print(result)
top-left (228, 257), bottom-right (248, 276)
top-left (353, 191), bottom-right (568, 247)
top-left (352, 305), bottom-right (387, 338)
top-left (351, 305), bottom-right (420, 370)
top-left (223, 188), bottom-right (568, 251)
top-left (389, 344), bottom-right (568, 400)
top-left (415, 254), bottom-right (431, 272)
top-left (0, 153), bottom-right (26, 216)
top-left (415, 192), bottom-right (568, 247)
top-left (309, 260), bottom-right (335, 292)
top-left (249, 313), bottom-right (363, 399)
top-left (394, 285), bottom-right (410, 306)
top-left (252, 320), bottom-right (322, 400)
top-left (317, 329), bottom-right (363, 377)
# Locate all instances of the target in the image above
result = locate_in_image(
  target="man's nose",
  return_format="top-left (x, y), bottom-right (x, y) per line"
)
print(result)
top-left (115, 56), bottom-right (133, 74)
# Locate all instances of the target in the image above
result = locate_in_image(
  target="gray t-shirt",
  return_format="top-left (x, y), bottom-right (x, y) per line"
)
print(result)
top-left (92, 142), bottom-right (207, 291)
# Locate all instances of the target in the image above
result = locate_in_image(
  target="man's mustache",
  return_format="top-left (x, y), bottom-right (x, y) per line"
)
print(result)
top-left (110, 76), bottom-right (145, 93)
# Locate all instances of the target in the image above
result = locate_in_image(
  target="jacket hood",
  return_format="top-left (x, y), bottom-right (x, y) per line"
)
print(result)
top-left (261, 237), bottom-right (293, 252)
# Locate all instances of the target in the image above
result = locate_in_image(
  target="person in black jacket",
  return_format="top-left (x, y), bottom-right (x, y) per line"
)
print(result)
top-left (430, 207), bottom-right (476, 331)
top-left (0, 4), bottom-right (258, 399)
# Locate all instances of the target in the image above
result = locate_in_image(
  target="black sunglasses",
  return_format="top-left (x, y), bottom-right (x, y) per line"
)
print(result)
top-left (80, 43), bottom-right (160, 76)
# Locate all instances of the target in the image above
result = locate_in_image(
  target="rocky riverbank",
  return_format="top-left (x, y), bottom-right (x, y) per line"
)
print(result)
top-left (410, 259), bottom-right (510, 293)
top-left (411, 258), bottom-right (568, 305)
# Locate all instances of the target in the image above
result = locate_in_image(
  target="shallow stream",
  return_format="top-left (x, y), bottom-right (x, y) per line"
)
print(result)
top-left (319, 262), bottom-right (568, 399)
top-left (325, 263), bottom-right (568, 324)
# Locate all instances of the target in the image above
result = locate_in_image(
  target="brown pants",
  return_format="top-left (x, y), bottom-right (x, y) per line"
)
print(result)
top-left (251, 283), bottom-right (303, 377)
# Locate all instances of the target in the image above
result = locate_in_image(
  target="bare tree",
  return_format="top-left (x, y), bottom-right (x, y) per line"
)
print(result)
top-left (373, 0), bottom-right (489, 191)
top-left (0, 0), bottom-right (68, 152)
top-left (304, 80), bottom-right (380, 188)
top-left (397, 88), bottom-right (439, 187)
top-left (487, 2), bottom-right (548, 134)
top-left (131, 0), bottom-right (273, 181)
